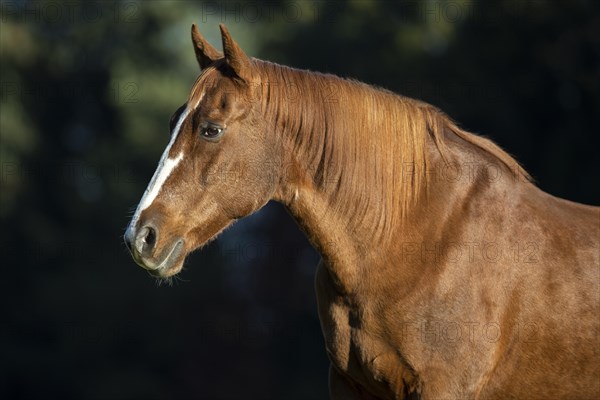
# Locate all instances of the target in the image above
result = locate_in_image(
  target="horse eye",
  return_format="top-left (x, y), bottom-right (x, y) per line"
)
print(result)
top-left (200, 125), bottom-right (224, 140)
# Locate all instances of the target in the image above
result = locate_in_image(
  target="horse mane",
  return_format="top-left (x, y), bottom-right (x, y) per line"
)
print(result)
top-left (233, 60), bottom-right (531, 241)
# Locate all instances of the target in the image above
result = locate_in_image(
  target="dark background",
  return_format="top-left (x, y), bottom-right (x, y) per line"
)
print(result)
top-left (1, 1), bottom-right (598, 399)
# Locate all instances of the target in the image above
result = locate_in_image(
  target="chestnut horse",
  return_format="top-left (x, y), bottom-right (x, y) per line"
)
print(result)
top-left (124, 24), bottom-right (599, 399)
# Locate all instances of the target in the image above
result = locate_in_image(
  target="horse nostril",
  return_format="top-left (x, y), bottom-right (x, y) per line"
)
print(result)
top-left (135, 224), bottom-right (158, 257)
top-left (145, 226), bottom-right (156, 248)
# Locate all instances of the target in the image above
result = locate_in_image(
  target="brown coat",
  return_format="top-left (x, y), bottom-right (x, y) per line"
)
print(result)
top-left (125, 24), bottom-right (600, 399)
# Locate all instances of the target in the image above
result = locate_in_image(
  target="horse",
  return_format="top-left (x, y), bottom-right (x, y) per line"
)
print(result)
top-left (124, 24), bottom-right (600, 399)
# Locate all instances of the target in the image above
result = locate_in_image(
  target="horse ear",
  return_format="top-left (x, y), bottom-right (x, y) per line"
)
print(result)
top-left (219, 24), bottom-right (254, 83)
top-left (191, 24), bottom-right (221, 70)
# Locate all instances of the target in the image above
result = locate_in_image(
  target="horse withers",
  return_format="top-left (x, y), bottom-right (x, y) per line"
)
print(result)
top-left (124, 24), bottom-right (600, 399)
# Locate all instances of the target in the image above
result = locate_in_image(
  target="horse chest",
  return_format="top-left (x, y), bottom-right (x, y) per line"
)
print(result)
top-left (315, 262), bottom-right (418, 398)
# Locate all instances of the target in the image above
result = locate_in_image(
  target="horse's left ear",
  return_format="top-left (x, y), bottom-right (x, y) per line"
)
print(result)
top-left (219, 24), bottom-right (254, 83)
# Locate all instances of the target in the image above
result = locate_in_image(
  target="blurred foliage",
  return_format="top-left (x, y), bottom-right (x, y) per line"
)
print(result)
top-left (1, 0), bottom-right (598, 399)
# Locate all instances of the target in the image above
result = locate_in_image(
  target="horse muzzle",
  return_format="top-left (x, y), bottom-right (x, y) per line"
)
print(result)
top-left (124, 221), bottom-right (185, 276)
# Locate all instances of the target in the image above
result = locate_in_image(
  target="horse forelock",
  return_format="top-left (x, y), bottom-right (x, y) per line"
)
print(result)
top-left (188, 63), bottom-right (221, 109)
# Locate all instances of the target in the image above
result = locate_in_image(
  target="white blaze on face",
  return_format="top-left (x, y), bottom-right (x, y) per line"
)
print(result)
top-left (126, 107), bottom-right (191, 238)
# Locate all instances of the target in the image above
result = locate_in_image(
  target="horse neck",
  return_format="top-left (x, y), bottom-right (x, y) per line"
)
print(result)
top-left (264, 64), bottom-right (525, 291)
top-left (260, 68), bottom-right (409, 284)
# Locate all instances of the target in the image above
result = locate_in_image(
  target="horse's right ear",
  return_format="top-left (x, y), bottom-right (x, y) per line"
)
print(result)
top-left (219, 24), bottom-right (254, 84)
top-left (191, 24), bottom-right (221, 70)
